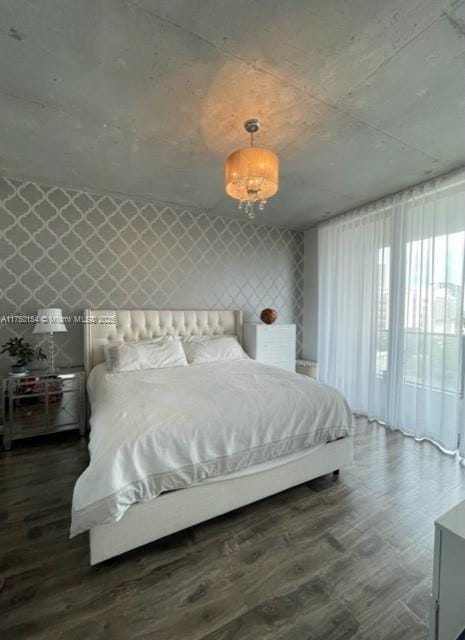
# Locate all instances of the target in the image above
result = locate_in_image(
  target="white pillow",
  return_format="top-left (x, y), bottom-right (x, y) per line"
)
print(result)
top-left (104, 337), bottom-right (188, 373)
top-left (182, 335), bottom-right (247, 365)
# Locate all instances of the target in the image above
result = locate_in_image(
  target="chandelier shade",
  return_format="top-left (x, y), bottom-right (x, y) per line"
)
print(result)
top-left (224, 119), bottom-right (279, 219)
top-left (225, 147), bottom-right (279, 201)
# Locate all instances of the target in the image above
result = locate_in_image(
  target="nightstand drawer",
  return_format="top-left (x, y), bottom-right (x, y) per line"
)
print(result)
top-left (11, 400), bottom-right (47, 436)
top-left (48, 392), bottom-right (81, 428)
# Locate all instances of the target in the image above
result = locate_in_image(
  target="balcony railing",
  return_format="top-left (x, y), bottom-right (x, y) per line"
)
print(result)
top-left (376, 329), bottom-right (463, 394)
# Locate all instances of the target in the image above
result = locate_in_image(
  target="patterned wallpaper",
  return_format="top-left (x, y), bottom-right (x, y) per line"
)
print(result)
top-left (0, 177), bottom-right (304, 375)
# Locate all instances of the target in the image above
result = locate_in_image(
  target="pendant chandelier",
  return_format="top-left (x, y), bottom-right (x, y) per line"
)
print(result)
top-left (225, 119), bottom-right (279, 219)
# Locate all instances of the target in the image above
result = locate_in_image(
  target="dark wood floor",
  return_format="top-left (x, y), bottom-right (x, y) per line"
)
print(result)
top-left (1, 418), bottom-right (465, 640)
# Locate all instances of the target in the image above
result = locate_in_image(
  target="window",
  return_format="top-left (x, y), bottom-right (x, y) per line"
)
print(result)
top-left (404, 232), bottom-right (464, 392)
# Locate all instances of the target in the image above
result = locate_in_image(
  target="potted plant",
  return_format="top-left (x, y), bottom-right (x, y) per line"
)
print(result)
top-left (0, 337), bottom-right (47, 375)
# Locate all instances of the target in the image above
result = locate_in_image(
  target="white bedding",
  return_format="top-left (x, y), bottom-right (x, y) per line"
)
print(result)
top-left (70, 359), bottom-right (352, 536)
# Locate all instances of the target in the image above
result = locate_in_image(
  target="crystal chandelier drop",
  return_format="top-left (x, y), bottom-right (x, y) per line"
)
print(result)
top-left (225, 119), bottom-right (279, 219)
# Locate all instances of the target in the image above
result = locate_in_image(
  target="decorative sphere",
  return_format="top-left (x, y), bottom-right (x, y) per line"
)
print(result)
top-left (260, 308), bottom-right (278, 324)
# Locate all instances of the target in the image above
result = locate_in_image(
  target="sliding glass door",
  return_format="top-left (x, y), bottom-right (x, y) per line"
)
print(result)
top-left (318, 170), bottom-right (465, 455)
top-left (387, 195), bottom-right (465, 451)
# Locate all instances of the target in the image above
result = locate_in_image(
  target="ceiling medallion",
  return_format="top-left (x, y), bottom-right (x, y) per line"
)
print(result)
top-left (225, 119), bottom-right (279, 219)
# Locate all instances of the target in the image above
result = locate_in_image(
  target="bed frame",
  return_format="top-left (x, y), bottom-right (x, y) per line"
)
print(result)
top-left (83, 309), bottom-right (353, 565)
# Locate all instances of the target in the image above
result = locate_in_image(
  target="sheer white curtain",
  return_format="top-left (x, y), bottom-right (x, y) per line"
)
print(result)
top-left (318, 170), bottom-right (465, 454)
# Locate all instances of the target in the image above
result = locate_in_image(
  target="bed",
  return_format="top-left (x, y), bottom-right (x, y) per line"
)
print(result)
top-left (74, 309), bottom-right (353, 564)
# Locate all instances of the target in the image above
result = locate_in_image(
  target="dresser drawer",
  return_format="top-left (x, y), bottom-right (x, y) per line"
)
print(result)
top-left (256, 325), bottom-right (295, 345)
top-left (256, 342), bottom-right (294, 361)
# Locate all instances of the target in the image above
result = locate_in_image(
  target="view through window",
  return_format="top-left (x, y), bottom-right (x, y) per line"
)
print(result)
top-left (404, 231), bottom-right (464, 392)
top-left (376, 233), bottom-right (465, 393)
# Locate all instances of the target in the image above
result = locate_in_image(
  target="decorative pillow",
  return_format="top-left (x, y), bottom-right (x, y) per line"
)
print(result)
top-left (182, 335), bottom-right (247, 365)
top-left (104, 337), bottom-right (188, 373)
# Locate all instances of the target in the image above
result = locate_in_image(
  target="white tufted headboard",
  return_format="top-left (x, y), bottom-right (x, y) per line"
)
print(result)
top-left (83, 309), bottom-right (243, 374)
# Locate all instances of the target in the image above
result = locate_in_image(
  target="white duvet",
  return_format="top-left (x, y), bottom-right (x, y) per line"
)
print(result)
top-left (70, 359), bottom-right (352, 536)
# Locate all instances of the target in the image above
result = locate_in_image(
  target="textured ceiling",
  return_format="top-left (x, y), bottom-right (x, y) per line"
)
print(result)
top-left (0, 0), bottom-right (464, 229)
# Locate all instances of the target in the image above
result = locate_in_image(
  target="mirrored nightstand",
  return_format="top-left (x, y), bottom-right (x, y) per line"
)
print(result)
top-left (2, 368), bottom-right (85, 450)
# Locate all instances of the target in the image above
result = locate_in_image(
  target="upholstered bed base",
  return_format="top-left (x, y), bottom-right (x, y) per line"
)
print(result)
top-left (89, 437), bottom-right (353, 564)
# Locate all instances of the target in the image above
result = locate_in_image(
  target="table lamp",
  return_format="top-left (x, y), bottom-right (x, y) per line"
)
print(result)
top-left (33, 308), bottom-right (67, 372)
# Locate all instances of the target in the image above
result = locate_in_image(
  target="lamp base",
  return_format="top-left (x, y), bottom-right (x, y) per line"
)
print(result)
top-left (47, 332), bottom-right (56, 373)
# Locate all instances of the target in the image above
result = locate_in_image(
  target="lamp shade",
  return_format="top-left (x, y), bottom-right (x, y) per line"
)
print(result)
top-left (33, 308), bottom-right (67, 334)
top-left (225, 146), bottom-right (279, 202)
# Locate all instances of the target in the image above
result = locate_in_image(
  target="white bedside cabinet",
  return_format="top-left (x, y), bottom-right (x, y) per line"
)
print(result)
top-left (243, 323), bottom-right (296, 372)
top-left (430, 499), bottom-right (465, 640)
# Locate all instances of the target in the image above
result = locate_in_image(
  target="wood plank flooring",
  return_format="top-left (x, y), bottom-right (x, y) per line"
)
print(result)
top-left (1, 418), bottom-right (465, 640)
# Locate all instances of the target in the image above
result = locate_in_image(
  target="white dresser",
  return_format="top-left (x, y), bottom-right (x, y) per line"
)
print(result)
top-left (243, 323), bottom-right (296, 372)
top-left (430, 499), bottom-right (465, 640)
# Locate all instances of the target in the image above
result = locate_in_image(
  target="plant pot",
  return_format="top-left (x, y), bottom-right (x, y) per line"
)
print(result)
top-left (11, 364), bottom-right (28, 375)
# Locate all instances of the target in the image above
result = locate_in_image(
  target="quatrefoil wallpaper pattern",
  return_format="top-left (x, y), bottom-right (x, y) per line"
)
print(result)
top-left (0, 176), bottom-right (304, 375)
